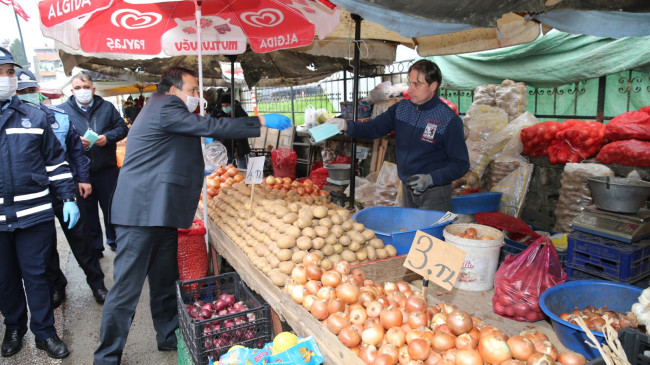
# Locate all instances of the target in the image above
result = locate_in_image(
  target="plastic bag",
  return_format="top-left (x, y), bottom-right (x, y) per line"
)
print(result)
top-left (304, 105), bottom-right (317, 128)
top-left (495, 80), bottom-right (528, 121)
top-left (203, 141), bottom-right (228, 173)
top-left (605, 110), bottom-right (650, 141)
top-left (177, 220), bottom-right (208, 282)
top-left (366, 81), bottom-right (392, 104)
top-left (472, 84), bottom-right (497, 106)
top-left (375, 162), bottom-right (400, 207)
top-left (596, 139), bottom-right (650, 167)
top-left (463, 105), bottom-right (509, 185)
top-left (492, 236), bottom-right (567, 322)
top-left (491, 161), bottom-right (533, 218)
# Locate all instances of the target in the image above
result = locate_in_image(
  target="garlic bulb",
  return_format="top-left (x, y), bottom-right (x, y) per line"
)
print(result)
top-left (632, 287), bottom-right (650, 334)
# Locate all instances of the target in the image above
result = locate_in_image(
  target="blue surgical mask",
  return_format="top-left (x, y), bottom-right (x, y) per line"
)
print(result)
top-left (222, 106), bottom-right (232, 114)
top-left (18, 92), bottom-right (41, 105)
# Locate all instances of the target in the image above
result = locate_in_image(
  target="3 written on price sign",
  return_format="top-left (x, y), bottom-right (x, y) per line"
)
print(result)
top-left (403, 231), bottom-right (466, 291)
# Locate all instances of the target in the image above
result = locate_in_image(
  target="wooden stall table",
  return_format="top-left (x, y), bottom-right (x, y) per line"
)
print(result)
top-left (196, 207), bottom-right (568, 364)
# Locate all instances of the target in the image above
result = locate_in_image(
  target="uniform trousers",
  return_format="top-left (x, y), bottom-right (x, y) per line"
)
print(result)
top-left (85, 166), bottom-right (119, 251)
top-left (94, 225), bottom-right (179, 365)
top-left (48, 190), bottom-right (105, 292)
top-left (0, 220), bottom-right (58, 341)
top-left (402, 183), bottom-right (453, 211)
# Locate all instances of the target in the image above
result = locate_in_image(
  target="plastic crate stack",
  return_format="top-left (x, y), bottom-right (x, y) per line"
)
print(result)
top-left (176, 272), bottom-right (272, 365)
top-left (566, 231), bottom-right (650, 287)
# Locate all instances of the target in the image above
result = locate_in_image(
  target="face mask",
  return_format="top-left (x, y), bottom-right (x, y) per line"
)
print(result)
top-left (178, 90), bottom-right (206, 112)
top-left (18, 92), bottom-right (41, 105)
top-left (74, 88), bottom-right (94, 104)
top-left (0, 76), bottom-right (17, 100)
top-left (222, 106), bottom-right (232, 114)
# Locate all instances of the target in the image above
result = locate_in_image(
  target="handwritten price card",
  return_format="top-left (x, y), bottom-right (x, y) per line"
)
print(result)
top-left (403, 230), bottom-right (466, 291)
top-left (245, 156), bottom-right (265, 184)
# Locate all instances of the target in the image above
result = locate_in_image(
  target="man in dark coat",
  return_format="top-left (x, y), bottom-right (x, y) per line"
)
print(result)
top-left (93, 66), bottom-right (292, 364)
top-left (211, 93), bottom-right (251, 168)
top-left (59, 72), bottom-right (129, 257)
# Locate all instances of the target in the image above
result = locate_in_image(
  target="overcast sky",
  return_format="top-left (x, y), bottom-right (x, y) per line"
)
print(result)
top-left (2, 1), bottom-right (53, 71)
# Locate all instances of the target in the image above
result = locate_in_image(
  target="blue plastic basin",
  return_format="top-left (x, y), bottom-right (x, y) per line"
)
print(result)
top-left (539, 280), bottom-right (642, 360)
top-left (451, 192), bottom-right (502, 214)
top-left (352, 207), bottom-right (452, 255)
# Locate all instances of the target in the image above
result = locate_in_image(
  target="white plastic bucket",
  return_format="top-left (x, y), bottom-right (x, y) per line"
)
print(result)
top-left (443, 223), bottom-right (504, 292)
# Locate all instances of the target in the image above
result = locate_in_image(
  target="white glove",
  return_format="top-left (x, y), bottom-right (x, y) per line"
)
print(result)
top-left (326, 118), bottom-right (347, 132)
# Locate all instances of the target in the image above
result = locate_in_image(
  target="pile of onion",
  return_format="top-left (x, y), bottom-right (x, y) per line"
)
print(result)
top-left (559, 305), bottom-right (639, 332)
top-left (285, 265), bottom-right (588, 365)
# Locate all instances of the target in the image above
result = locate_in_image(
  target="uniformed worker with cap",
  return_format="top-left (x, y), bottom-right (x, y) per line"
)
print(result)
top-left (15, 69), bottom-right (109, 308)
top-left (0, 47), bottom-right (80, 359)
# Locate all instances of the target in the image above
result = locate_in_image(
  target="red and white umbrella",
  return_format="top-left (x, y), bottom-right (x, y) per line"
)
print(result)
top-left (39, 0), bottom-right (340, 57)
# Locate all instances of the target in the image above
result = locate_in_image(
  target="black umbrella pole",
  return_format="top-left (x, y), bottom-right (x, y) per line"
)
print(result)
top-left (228, 55), bottom-right (237, 118)
top-left (349, 14), bottom-right (362, 209)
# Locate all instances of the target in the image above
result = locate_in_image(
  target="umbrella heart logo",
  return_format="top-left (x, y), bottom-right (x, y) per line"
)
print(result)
top-left (240, 8), bottom-right (284, 28)
top-left (110, 8), bottom-right (162, 30)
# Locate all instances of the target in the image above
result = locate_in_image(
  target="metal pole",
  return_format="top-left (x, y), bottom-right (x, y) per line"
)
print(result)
top-left (596, 76), bottom-right (606, 123)
top-left (12, 5), bottom-right (28, 67)
top-left (228, 55), bottom-right (237, 117)
top-left (348, 14), bottom-right (362, 209)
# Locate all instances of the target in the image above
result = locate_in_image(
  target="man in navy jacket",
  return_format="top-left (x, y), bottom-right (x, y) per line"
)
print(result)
top-left (0, 47), bottom-right (79, 359)
top-left (327, 60), bottom-right (469, 211)
top-left (59, 72), bottom-right (129, 257)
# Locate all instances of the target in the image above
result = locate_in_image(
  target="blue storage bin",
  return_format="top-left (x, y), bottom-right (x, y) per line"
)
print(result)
top-left (539, 280), bottom-right (642, 360)
top-left (352, 207), bottom-right (452, 255)
top-left (567, 231), bottom-right (650, 284)
top-left (451, 192), bottom-right (502, 214)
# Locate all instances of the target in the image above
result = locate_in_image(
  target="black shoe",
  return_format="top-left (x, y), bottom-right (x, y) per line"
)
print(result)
top-left (157, 344), bottom-right (177, 352)
top-left (1, 327), bottom-right (27, 357)
top-left (52, 289), bottom-right (66, 309)
top-left (92, 288), bottom-right (108, 303)
top-left (35, 335), bottom-right (69, 359)
top-left (108, 244), bottom-right (116, 252)
top-left (95, 249), bottom-right (104, 258)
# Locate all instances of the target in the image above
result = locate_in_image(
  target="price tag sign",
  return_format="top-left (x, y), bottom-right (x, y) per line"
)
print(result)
top-left (245, 156), bottom-right (265, 184)
top-left (403, 230), bottom-right (466, 291)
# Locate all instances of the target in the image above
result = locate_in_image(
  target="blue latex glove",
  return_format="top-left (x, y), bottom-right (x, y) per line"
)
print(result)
top-left (406, 174), bottom-right (433, 195)
top-left (63, 201), bottom-right (80, 229)
top-left (264, 114), bottom-right (293, 130)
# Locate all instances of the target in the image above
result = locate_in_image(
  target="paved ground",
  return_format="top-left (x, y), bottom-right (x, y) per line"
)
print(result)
top-left (0, 219), bottom-right (178, 365)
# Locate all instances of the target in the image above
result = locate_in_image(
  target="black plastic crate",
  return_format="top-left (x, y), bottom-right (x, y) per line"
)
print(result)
top-left (587, 328), bottom-right (650, 365)
top-left (176, 273), bottom-right (272, 365)
top-left (566, 266), bottom-right (650, 287)
top-left (567, 231), bottom-right (650, 283)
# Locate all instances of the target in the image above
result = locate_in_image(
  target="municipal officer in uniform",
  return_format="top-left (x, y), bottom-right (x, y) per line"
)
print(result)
top-left (15, 70), bottom-right (108, 308)
top-left (0, 48), bottom-right (81, 359)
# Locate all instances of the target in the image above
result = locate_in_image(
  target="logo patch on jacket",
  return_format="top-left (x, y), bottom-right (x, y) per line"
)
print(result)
top-left (21, 118), bottom-right (31, 128)
top-left (51, 122), bottom-right (59, 130)
top-left (421, 121), bottom-right (439, 143)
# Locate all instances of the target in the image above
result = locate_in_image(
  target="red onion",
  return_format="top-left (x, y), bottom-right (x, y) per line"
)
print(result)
top-left (214, 299), bottom-right (227, 311)
top-left (220, 293), bottom-right (236, 307)
top-left (200, 308), bottom-right (212, 319)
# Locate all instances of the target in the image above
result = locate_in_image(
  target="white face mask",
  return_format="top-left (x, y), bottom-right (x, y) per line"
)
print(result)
top-left (179, 90), bottom-right (206, 113)
top-left (74, 88), bottom-right (94, 104)
top-left (0, 76), bottom-right (17, 100)
top-left (18, 92), bottom-right (41, 105)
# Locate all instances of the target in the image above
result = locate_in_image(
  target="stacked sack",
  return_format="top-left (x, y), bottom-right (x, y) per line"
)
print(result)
top-left (520, 120), bottom-right (606, 164)
top-left (554, 163), bottom-right (614, 232)
top-left (597, 106), bottom-right (650, 166)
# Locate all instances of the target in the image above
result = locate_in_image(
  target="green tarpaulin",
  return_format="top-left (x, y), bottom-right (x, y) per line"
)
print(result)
top-left (429, 30), bottom-right (650, 90)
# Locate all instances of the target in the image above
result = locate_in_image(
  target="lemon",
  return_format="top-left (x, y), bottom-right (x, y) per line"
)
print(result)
top-left (271, 332), bottom-right (298, 355)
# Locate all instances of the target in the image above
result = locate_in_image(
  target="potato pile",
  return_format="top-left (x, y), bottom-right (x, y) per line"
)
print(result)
top-left (207, 182), bottom-right (397, 288)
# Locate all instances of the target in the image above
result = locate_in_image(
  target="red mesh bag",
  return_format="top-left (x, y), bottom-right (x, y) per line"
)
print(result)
top-left (596, 139), bottom-right (650, 167)
top-left (309, 167), bottom-right (329, 189)
top-left (520, 121), bottom-right (560, 157)
top-left (493, 237), bottom-right (567, 322)
top-left (271, 147), bottom-right (297, 179)
top-left (441, 98), bottom-right (459, 115)
top-left (178, 220), bottom-right (208, 282)
top-left (333, 154), bottom-right (351, 164)
top-left (605, 110), bottom-right (650, 142)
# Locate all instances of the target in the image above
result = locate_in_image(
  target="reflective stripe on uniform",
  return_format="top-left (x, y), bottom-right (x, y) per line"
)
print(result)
top-left (5, 128), bottom-right (44, 135)
top-left (13, 188), bottom-right (50, 202)
top-left (46, 161), bottom-right (69, 172)
top-left (0, 215), bottom-right (4, 221)
top-left (49, 173), bottom-right (73, 181)
top-left (16, 203), bottom-right (52, 218)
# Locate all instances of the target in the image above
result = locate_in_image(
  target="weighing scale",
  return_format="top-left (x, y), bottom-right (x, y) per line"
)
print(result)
top-left (571, 206), bottom-right (650, 243)
top-left (326, 177), bottom-right (350, 186)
